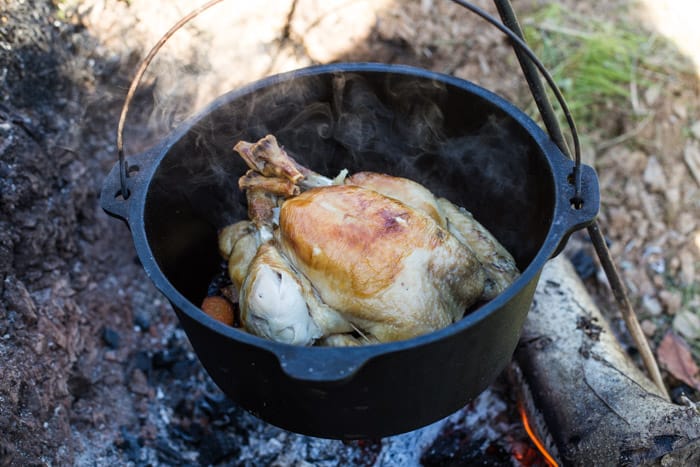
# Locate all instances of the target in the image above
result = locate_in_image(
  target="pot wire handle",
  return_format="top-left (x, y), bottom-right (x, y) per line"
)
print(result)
top-left (115, 0), bottom-right (225, 200)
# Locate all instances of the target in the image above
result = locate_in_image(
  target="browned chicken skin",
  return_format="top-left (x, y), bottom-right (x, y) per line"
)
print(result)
top-left (278, 185), bottom-right (485, 342)
top-left (217, 135), bottom-right (518, 346)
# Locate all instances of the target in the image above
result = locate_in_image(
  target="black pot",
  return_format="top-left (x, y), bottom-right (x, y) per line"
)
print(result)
top-left (101, 63), bottom-right (598, 439)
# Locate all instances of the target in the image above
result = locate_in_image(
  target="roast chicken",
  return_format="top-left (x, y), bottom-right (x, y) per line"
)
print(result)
top-left (217, 135), bottom-right (519, 346)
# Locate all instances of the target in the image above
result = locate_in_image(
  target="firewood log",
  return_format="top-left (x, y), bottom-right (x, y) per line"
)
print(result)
top-left (513, 256), bottom-right (700, 466)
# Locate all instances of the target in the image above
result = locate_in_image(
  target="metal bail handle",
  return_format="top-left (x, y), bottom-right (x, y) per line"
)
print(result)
top-left (115, 0), bottom-right (583, 204)
top-left (116, 0), bottom-right (226, 200)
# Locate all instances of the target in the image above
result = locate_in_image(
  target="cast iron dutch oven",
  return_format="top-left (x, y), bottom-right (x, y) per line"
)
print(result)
top-left (100, 2), bottom-right (599, 440)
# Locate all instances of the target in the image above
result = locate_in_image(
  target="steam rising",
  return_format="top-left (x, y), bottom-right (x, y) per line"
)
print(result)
top-left (149, 68), bottom-right (550, 267)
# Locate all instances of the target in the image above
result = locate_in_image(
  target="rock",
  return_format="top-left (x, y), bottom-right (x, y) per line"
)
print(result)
top-left (680, 252), bottom-right (696, 285)
top-left (673, 311), bottom-right (700, 341)
top-left (672, 102), bottom-right (688, 120)
top-left (115, 427), bottom-right (142, 463)
top-left (659, 290), bottom-right (683, 315)
top-left (133, 312), bottom-right (150, 331)
top-left (642, 295), bottom-right (663, 316)
top-left (101, 327), bottom-right (120, 349)
top-left (641, 319), bottom-right (657, 337)
top-left (618, 149), bottom-right (648, 176)
top-left (692, 121), bottom-right (700, 140)
top-left (685, 143), bottom-right (700, 186)
top-left (643, 156), bottom-right (667, 192)
top-left (679, 212), bottom-right (697, 235)
top-left (154, 438), bottom-right (185, 465)
top-left (198, 430), bottom-right (241, 466)
top-left (644, 85), bottom-right (661, 106)
top-left (665, 187), bottom-right (681, 220)
top-left (128, 369), bottom-right (153, 397)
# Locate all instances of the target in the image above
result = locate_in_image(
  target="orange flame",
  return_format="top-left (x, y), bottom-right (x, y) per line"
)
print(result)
top-left (518, 401), bottom-right (558, 467)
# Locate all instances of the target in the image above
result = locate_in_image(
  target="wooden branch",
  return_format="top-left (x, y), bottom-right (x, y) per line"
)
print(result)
top-left (588, 222), bottom-right (670, 400)
top-left (512, 256), bottom-right (700, 466)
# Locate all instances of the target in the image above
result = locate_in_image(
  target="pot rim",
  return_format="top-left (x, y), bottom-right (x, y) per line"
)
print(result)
top-left (125, 62), bottom-right (581, 367)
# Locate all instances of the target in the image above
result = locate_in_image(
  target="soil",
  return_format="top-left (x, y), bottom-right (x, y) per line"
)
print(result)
top-left (1, 0), bottom-right (698, 465)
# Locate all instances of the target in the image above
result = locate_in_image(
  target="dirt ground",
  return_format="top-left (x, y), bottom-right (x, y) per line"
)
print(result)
top-left (1, 0), bottom-right (699, 464)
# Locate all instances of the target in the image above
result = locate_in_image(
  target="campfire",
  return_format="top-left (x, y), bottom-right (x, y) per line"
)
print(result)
top-left (99, 0), bottom-right (700, 464)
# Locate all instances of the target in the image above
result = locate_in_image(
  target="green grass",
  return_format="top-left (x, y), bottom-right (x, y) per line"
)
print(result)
top-left (522, 4), bottom-right (655, 133)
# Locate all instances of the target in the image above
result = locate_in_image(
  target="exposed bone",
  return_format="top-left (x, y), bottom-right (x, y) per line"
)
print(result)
top-left (513, 256), bottom-right (700, 466)
top-left (234, 134), bottom-right (348, 190)
top-left (234, 134), bottom-right (303, 183)
top-left (239, 170), bottom-right (300, 198)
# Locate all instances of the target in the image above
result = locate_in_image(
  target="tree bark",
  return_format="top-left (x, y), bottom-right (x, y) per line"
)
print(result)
top-left (513, 256), bottom-right (700, 466)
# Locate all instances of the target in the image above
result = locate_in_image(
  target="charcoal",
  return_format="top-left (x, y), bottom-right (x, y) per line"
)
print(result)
top-left (670, 383), bottom-right (696, 405)
top-left (421, 433), bottom-right (510, 467)
top-left (0, 438), bottom-right (15, 466)
top-left (133, 312), bottom-right (151, 331)
top-left (174, 398), bottom-right (195, 419)
top-left (197, 430), bottom-right (240, 466)
top-left (67, 372), bottom-right (91, 401)
top-left (171, 359), bottom-right (197, 380)
top-left (201, 392), bottom-right (236, 417)
top-left (152, 349), bottom-right (179, 369)
top-left (207, 264), bottom-right (233, 297)
top-left (171, 422), bottom-right (204, 444)
top-left (116, 427), bottom-right (142, 463)
top-left (154, 438), bottom-right (185, 465)
top-left (101, 327), bottom-right (120, 349)
top-left (133, 351), bottom-right (152, 373)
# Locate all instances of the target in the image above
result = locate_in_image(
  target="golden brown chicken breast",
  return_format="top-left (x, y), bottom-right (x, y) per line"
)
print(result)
top-left (277, 184), bottom-right (485, 342)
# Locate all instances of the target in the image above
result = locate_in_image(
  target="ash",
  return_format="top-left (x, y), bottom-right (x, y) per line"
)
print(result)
top-left (71, 315), bottom-right (528, 466)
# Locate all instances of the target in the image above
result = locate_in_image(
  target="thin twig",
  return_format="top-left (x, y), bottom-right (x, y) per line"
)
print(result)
top-left (523, 21), bottom-right (595, 40)
top-left (280, 0), bottom-right (299, 42)
top-left (588, 221), bottom-right (671, 401)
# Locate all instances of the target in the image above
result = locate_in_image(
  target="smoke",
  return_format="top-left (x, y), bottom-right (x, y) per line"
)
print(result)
top-left (147, 68), bottom-right (553, 268)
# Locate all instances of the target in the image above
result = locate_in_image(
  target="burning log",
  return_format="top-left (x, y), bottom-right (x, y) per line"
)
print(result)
top-left (513, 256), bottom-right (700, 466)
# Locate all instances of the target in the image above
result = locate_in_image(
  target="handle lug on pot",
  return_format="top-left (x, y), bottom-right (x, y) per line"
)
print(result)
top-left (100, 149), bottom-right (159, 222)
top-left (276, 348), bottom-right (371, 383)
top-left (551, 160), bottom-right (600, 257)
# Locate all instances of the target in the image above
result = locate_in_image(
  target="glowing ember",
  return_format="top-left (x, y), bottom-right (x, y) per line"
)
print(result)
top-left (518, 401), bottom-right (558, 467)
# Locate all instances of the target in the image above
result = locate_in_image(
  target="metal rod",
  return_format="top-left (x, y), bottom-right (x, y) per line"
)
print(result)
top-left (491, 0), bottom-right (669, 400)
top-left (492, 0), bottom-right (569, 156)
